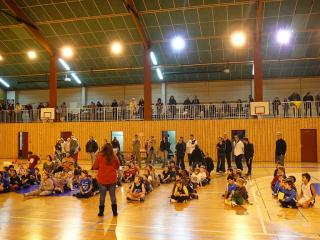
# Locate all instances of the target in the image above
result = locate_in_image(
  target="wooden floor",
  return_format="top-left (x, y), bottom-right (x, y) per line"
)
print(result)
top-left (0, 161), bottom-right (320, 240)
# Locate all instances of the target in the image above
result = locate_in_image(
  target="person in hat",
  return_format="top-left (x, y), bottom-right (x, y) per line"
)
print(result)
top-left (73, 170), bottom-right (93, 199)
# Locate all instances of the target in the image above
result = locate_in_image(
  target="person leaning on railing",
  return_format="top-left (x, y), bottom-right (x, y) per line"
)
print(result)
top-left (303, 92), bottom-right (314, 117)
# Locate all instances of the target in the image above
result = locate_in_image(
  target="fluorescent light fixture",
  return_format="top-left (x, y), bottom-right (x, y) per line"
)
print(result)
top-left (252, 63), bottom-right (254, 75)
top-left (171, 36), bottom-right (185, 51)
top-left (27, 51), bottom-right (37, 59)
top-left (150, 51), bottom-right (158, 65)
top-left (156, 68), bottom-right (163, 80)
top-left (61, 46), bottom-right (74, 58)
top-left (276, 29), bottom-right (292, 45)
top-left (230, 32), bottom-right (246, 47)
top-left (0, 55), bottom-right (3, 61)
top-left (59, 58), bottom-right (71, 71)
top-left (0, 78), bottom-right (10, 88)
top-left (71, 73), bottom-right (82, 84)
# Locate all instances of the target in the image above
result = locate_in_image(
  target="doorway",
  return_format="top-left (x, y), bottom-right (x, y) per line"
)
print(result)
top-left (18, 132), bottom-right (28, 159)
top-left (162, 130), bottom-right (176, 159)
top-left (111, 131), bottom-right (124, 152)
top-left (61, 131), bottom-right (72, 140)
top-left (301, 129), bottom-right (317, 162)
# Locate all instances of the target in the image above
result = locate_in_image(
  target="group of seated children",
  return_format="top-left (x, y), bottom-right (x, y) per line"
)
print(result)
top-left (0, 164), bottom-right (42, 193)
top-left (121, 162), bottom-right (140, 183)
top-left (223, 168), bottom-right (249, 207)
top-left (126, 165), bottom-right (160, 201)
top-left (190, 166), bottom-right (210, 188)
top-left (271, 163), bottom-right (316, 208)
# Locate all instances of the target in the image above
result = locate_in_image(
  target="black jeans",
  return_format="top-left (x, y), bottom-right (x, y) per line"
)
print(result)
top-left (99, 183), bottom-right (117, 206)
top-left (226, 152), bottom-right (232, 169)
top-left (187, 154), bottom-right (192, 168)
top-left (216, 153), bottom-right (226, 172)
top-left (234, 154), bottom-right (243, 170)
top-left (176, 154), bottom-right (185, 170)
top-left (245, 157), bottom-right (253, 174)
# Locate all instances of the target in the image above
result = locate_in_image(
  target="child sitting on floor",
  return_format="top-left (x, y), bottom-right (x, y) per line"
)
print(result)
top-left (230, 177), bottom-right (248, 207)
top-left (148, 165), bottom-right (160, 188)
top-left (297, 173), bottom-right (316, 208)
top-left (271, 167), bottom-right (285, 191)
top-left (24, 172), bottom-right (54, 197)
top-left (9, 169), bottom-right (22, 191)
top-left (199, 166), bottom-right (210, 186)
top-left (272, 174), bottom-right (285, 198)
top-left (274, 162), bottom-right (286, 177)
top-left (0, 171), bottom-right (10, 193)
top-left (122, 165), bottom-right (134, 183)
top-left (170, 179), bottom-right (189, 203)
top-left (142, 174), bottom-right (153, 193)
top-left (223, 175), bottom-right (237, 199)
top-left (20, 168), bottom-right (31, 189)
top-left (127, 176), bottom-right (146, 202)
top-left (129, 162), bottom-right (139, 176)
top-left (53, 171), bottom-right (66, 193)
top-left (279, 178), bottom-right (297, 208)
top-left (73, 170), bottom-right (93, 198)
top-left (160, 166), bottom-right (171, 184)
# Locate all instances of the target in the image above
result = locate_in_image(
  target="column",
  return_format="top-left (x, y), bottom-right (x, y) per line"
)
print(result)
top-left (81, 87), bottom-right (86, 106)
top-left (49, 54), bottom-right (58, 107)
top-left (161, 82), bottom-right (166, 103)
top-left (144, 48), bottom-right (152, 121)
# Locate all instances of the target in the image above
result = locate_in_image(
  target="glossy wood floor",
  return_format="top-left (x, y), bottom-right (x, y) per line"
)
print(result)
top-left (0, 161), bottom-right (320, 240)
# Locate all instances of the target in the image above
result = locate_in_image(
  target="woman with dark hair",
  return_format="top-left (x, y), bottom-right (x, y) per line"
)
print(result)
top-left (43, 155), bottom-right (54, 175)
top-left (93, 143), bottom-right (120, 217)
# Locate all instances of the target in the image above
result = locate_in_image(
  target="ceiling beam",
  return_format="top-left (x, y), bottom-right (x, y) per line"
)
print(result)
top-left (2, 0), bottom-right (55, 56)
top-left (123, 0), bottom-right (150, 50)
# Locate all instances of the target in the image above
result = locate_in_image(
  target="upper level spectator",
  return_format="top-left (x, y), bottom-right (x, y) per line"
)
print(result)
top-left (168, 96), bottom-right (176, 105)
top-left (288, 92), bottom-right (301, 101)
top-left (192, 96), bottom-right (200, 105)
top-left (184, 97), bottom-right (191, 105)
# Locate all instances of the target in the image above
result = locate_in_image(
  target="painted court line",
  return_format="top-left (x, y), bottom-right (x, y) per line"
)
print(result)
top-left (2, 215), bottom-right (309, 238)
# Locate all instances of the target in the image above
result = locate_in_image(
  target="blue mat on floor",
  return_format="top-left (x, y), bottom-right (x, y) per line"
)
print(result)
top-left (16, 185), bottom-right (79, 196)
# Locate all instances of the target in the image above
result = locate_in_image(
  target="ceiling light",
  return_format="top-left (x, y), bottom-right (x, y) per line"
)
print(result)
top-left (230, 32), bottom-right (246, 48)
top-left (156, 68), bottom-right (163, 80)
top-left (0, 55), bottom-right (3, 61)
top-left (27, 51), bottom-right (37, 59)
top-left (150, 51), bottom-right (158, 65)
top-left (276, 29), bottom-right (292, 45)
top-left (0, 78), bottom-right (10, 88)
top-left (252, 63), bottom-right (254, 75)
top-left (61, 46), bottom-right (74, 58)
top-left (171, 36), bottom-right (185, 51)
top-left (111, 41), bottom-right (123, 55)
top-left (71, 73), bottom-right (82, 84)
top-left (58, 58), bottom-right (71, 71)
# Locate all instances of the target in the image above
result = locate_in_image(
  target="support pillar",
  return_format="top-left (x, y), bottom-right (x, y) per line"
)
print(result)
top-left (161, 83), bottom-right (166, 103)
top-left (49, 54), bottom-right (57, 107)
top-left (144, 48), bottom-right (152, 120)
top-left (81, 87), bottom-right (86, 106)
top-left (253, 0), bottom-right (264, 101)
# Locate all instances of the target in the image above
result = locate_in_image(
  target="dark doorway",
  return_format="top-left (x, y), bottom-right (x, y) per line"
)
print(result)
top-left (61, 131), bottom-right (72, 140)
top-left (18, 132), bottom-right (28, 159)
top-left (301, 129), bottom-right (317, 162)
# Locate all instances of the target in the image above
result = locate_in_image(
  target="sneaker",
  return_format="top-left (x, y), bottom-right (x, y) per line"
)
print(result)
top-left (140, 198), bottom-right (145, 202)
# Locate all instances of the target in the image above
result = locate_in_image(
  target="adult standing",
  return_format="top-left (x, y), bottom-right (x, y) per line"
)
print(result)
top-left (275, 132), bottom-right (286, 165)
top-left (186, 134), bottom-right (197, 168)
top-left (216, 137), bottom-right (226, 173)
top-left (70, 136), bottom-right (80, 166)
top-left (168, 96), bottom-right (177, 118)
top-left (190, 145), bottom-right (204, 168)
top-left (146, 136), bottom-right (156, 165)
top-left (93, 143), bottom-right (120, 217)
top-left (233, 135), bottom-right (244, 170)
top-left (132, 134), bottom-right (141, 168)
top-left (303, 92), bottom-right (314, 116)
top-left (243, 138), bottom-right (254, 176)
top-left (160, 136), bottom-right (171, 167)
top-left (86, 136), bottom-right (99, 165)
top-left (223, 133), bottom-right (232, 169)
top-left (112, 137), bottom-right (120, 152)
top-left (175, 137), bottom-right (186, 170)
top-left (111, 99), bottom-right (118, 120)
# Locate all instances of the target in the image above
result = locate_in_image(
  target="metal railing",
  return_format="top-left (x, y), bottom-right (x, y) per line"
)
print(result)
top-left (0, 101), bottom-right (319, 123)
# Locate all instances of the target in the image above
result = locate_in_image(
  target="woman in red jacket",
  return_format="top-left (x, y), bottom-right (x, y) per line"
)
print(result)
top-left (93, 143), bottom-right (120, 217)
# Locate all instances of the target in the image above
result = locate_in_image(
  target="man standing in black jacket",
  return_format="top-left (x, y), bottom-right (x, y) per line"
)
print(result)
top-left (275, 132), bottom-right (286, 165)
top-left (86, 136), bottom-right (99, 165)
top-left (243, 138), bottom-right (254, 176)
top-left (223, 133), bottom-right (233, 169)
top-left (175, 137), bottom-right (186, 170)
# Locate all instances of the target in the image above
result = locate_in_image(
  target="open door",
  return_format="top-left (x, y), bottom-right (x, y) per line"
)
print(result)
top-left (162, 130), bottom-right (176, 159)
top-left (61, 131), bottom-right (72, 140)
top-left (111, 131), bottom-right (124, 151)
top-left (301, 129), bottom-right (317, 162)
top-left (18, 132), bottom-right (28, 159)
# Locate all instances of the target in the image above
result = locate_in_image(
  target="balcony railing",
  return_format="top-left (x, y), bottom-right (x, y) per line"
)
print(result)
top-left (0, 101), bottom-right (319, 123)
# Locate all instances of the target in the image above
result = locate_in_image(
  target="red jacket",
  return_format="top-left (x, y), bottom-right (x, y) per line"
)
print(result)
top-left (93, 153), bottom-right (120, 184)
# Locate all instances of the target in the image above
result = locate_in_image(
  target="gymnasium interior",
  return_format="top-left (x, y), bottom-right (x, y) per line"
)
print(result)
top-left (0, 0), bottom-right (320, 239)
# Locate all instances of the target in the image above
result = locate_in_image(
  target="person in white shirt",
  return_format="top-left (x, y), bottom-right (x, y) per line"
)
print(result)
top-left (233, 135), bottom-right (244, 170)
top-left (297, 173), bottom-right (316, 208)
top-left (186, 134), bottom-right (197, 168)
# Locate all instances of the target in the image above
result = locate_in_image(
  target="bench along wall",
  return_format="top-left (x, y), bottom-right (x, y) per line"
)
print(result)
top-left (0, 118), bottom-right (319, 163)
